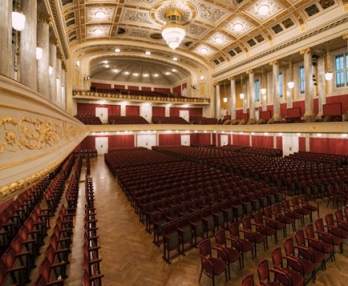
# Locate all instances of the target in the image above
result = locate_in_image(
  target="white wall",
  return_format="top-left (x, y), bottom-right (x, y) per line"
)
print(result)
top-left (140, 103), bottom-right (152, 122)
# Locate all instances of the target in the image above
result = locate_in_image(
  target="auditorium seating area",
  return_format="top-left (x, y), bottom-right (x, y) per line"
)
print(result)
top-left (108, 115), bottom-right (148, 124)
top-left (75, 115), bottom-right (102, 125)
top-left (152, 116), bottom-right (189, 124)
top-left (190, 117), bottom-right (218, 125)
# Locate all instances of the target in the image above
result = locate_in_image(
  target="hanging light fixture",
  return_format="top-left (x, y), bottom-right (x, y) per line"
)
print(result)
top-left (324, 72), bottom-right (333, 81)
top-left (161, 8), bottom-right (186, 50)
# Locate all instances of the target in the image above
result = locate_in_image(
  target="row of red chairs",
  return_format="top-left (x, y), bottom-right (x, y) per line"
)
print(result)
top-left (0, 156), bottom-right (77, 286)
top-left (75, 115), bottom-right (102, 125)
top-left (288, 152), bottom-right (348, 166)
top-left (242, 207), bottom-right (348, 286)
top-left (82, 176), bottom-right (103, 286)
top-left (35, 157), bottom-right (82, 285)
top-left (108, 116), bottom-right (148, 125)
top-left (152, 116), bottom-right (188, 124)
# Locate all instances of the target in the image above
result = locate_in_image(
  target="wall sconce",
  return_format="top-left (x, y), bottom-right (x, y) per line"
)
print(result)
top-left (287, 81), bottom-right (295, 89)
top-left (239, 93), bottom-right (245, 100)
top-left (260, 88), bottom-right (267, 95)
top-left (223, 97), bottom-right (228, 103)
top-left (12, 11), bottom-right (26, 31)
top-left (324, 72), bottom-right (333, 81)
top-left (36, 47), bottom-right (43, 60)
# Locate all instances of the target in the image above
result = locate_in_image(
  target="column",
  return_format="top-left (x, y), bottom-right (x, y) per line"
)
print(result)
top-left (215, 84), bottom-right (221, 119)
top-left (20, 0), bottom-right (37, 90)
top-left (0, 0), bottom-right (13, 77)
top-left (317, 55), bottom-right (326, 116)
top-left (248, 71), bottom-right (255, 120)
top-left (56, 58), bottom-right (62, 106)
top-left (272, 61), bottom-right (281, 120)
top-left (49, 43), bottom-right (57, 102)
top-left (230, 78), bottom-right (236, 120)
top-left (61, 69), bottom-right (66, 110)
top-left (65, 58), bottom-right (74, 114)
top-left (260, 72), bottom-right (267, 111)
top-left (37, 17), bottom-right (50, 99)
top-left (302, 48), bottom-right (314, 118)
top-left (287, 62), bottom-right (294, 109)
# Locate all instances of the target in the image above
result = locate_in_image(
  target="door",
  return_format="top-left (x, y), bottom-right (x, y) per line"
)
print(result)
top-left (95, 137), bottom-right (108, 154)
top-left (179, 110), bottom-right (190, 122)
top-left (220, 134), bottom-right (229, 146)
top-left (181, 134), bottom-right (190, 146)
top-left (137, 134), bottom-right (157, 149)
top-left (282, 134), bottom-right (299, 156)
top-left (95, 107), bottom-right (108, 123)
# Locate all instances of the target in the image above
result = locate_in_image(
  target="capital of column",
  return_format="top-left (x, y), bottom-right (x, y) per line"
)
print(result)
top-left (269, 60), bottom-right (278, 67)
top-left (300, 48), bottom-right (311, 55)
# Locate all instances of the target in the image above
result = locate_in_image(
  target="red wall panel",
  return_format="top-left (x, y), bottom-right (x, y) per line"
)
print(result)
top-left (154, 88), bottom-right (171, 93)
top-left (276, 136), bottom-right (282, 150)
top-left (233, 135), bottom-right (250, 146)
top-left (252, 136), bottom-right (273, 149)
top-left (152, 106), bottom-right (165, 117)
top-left (91, 82), bottom-right (111, 90)
top-left (170, 107), bottom-right (203, 118)
top-left (126, 105), bottom-right (140, 116)
top-left (141, 87), bottom-right (152, 91)
top-left (77, 103), bottom-right (120, 117)
top-left (326, 94), bottom-right (348, 114)
top-left (299, 137), bottom-right (306, 152)
top-left (190, 133), bottom-right (211, 146)
top-left (173, 85), bottom-right (181, 97)
top-left (158, 134), bottom-right (181, 146)
top-left (108, 135), bottom-right (134, 150)
top-left (128, 86), bottom-right (139, 91)
top-left (309, 138), bottom-right (348, 155)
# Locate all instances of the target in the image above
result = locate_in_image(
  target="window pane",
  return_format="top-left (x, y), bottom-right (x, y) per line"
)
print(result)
top-left (278, 73), bottom-right (283, 97)
top-left (336, 55), bottom-right (345, 87)
top-left (254, 79), bottom-right (260, 102)
top-left (299, 66), bottom-right (305, 93)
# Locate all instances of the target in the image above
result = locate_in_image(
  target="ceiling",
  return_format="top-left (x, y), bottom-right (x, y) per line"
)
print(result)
top-left (90, 57), bottom-right (190, 85)
top-left (62, 0), bottom-right (342, 66)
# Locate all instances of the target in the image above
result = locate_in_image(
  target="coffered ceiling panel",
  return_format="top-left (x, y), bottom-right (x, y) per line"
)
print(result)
top-left (62, 0), bottom-right (343, 63)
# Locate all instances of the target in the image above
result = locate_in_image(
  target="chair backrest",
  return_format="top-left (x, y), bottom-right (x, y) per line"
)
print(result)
top-left (198, 239), bottom-right (212, 257)
top-left (229, 222), bottom-right (240, 238)
top-left (271, 247), bottom-right (283, 268)
top-left (241, 274), bottom-right (255, 286)
top-left (315, 218), bottom-right (325, 232)
top-left (295, 230), bottom-right (306, 246)
top-left (335, 210), bottom-right (344, 223)
top-left (325, 214), bottom-right (335, 226)
top-left (283, 238), bottom-right (295, 256)
top-left (304, 224), bottom-right (315, 239)
top-left (257, 259), bottom-right (270, 283)
top-left (215, 229), bottom-right (226, 246)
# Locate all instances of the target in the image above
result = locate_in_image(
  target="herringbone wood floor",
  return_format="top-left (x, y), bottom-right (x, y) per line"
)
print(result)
top-left (69, 156), bottom-right (348, 286)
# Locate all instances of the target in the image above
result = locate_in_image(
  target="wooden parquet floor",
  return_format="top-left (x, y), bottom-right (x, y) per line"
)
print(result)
top-left (70, 156), bottom-right (348, 286)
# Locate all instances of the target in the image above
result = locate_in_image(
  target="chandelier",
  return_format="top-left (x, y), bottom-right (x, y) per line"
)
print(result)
top-left (161, 8), bottom-right (186, 50)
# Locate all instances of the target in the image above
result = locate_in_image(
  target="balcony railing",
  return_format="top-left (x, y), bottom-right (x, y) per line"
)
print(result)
top-left (73, 90), bottom-right (210, 105)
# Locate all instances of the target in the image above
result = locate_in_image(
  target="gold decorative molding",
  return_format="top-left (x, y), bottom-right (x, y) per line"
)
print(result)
top-left (73, 90), bottom-right (210, 105)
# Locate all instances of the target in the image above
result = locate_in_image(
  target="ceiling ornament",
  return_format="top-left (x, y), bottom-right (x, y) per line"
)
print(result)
top-left (191, 0), bottom-right (227, 24)
top-left (193, 44), bottom-right (216, 56)
top-left (246, 0), bottom-right (284, 21)
top-left (186, 23), bottom-right (209, 39)
top-left (224, 16), bottom-right (255, 37)
top-left (207, 31), bottom-right (232, 48)
top-left (86, 25), bottom-right (110, 38)
top-left (86, 7), bottom-right (115, 23)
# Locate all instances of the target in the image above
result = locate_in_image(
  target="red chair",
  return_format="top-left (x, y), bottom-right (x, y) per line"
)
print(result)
top-left (198, 239), bottom-right (227, 286)
top-left (215, 230), bottom-right (242, 278)
top-left (271, 247), bottom-right (304, 286)
top-left (241, 273), bottom-right (255, 286)
top-left (241, 217), bottom-right (267, 257)
top-left (283, 237), bottom-right (316, 283)
top-left (304, 224), bottom-right (334, 262)
top-left (263, 207), bottom-right (287, 238)
top-left (315, 218), bottom-right (343, 253)
top-left (294, 230), bottom-right (326, 270)
top-left (228, 222), bottom-right (254, 266)
top-left (257, 259), bottom-right (290, 286)
top-left (325, 214), bottom-right (348, 239)
top-left (272, 204), bottom-right (295, 233)
top-left (335, 209), bottom-right (348, 231)
top-left (254, 212), bottom-right (277, 245)
top-left (299, 197), bottom-right (319, 218)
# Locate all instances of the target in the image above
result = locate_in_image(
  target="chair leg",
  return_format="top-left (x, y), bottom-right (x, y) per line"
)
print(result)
top-left (199, 265), bottom-right (203, 281)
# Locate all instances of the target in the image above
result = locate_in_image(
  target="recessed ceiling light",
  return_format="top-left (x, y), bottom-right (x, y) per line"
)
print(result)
top-left (124, 71), bottom-right (130, 75)
top-left (171, 69), bottom-right (177, 72)
top-left (173, 57), bottom-right (178, 61)
top-left (153, 73), bottom-right (159, 77)
top-left (132, 73), bottom-right (139, 77)
top-left (95, 11), bottom-right (106, 19)
top-left (233, 22), bottom-right (244, 32)
top-left (143, 73), bottom-right (149, 77)
top-left (112, 69), bottom-right (120, 73)
top-left (214, 35), bottom-right (224, 44)
top-left (258, 4), bottom-right (270, 16)
top-left (115, 48), bottom-right (121, 53)
top-left (104, 64), bottom-right (110, 68)
top-left (200, 75), bottom-right (205, 80)
top-left (145, 51), bottom-right (151, 56)
top-left (93, 28), bottom-right (103, 36)
top-left (102, 60), bottom-right (108, 64)
top-left (200, 47), bottom-right (209, 54)
top-left (165, 72), bottom-right (171, 75)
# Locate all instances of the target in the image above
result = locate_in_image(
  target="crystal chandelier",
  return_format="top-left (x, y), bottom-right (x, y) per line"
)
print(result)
top-left (161, 8), bottom-right (186, 50)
